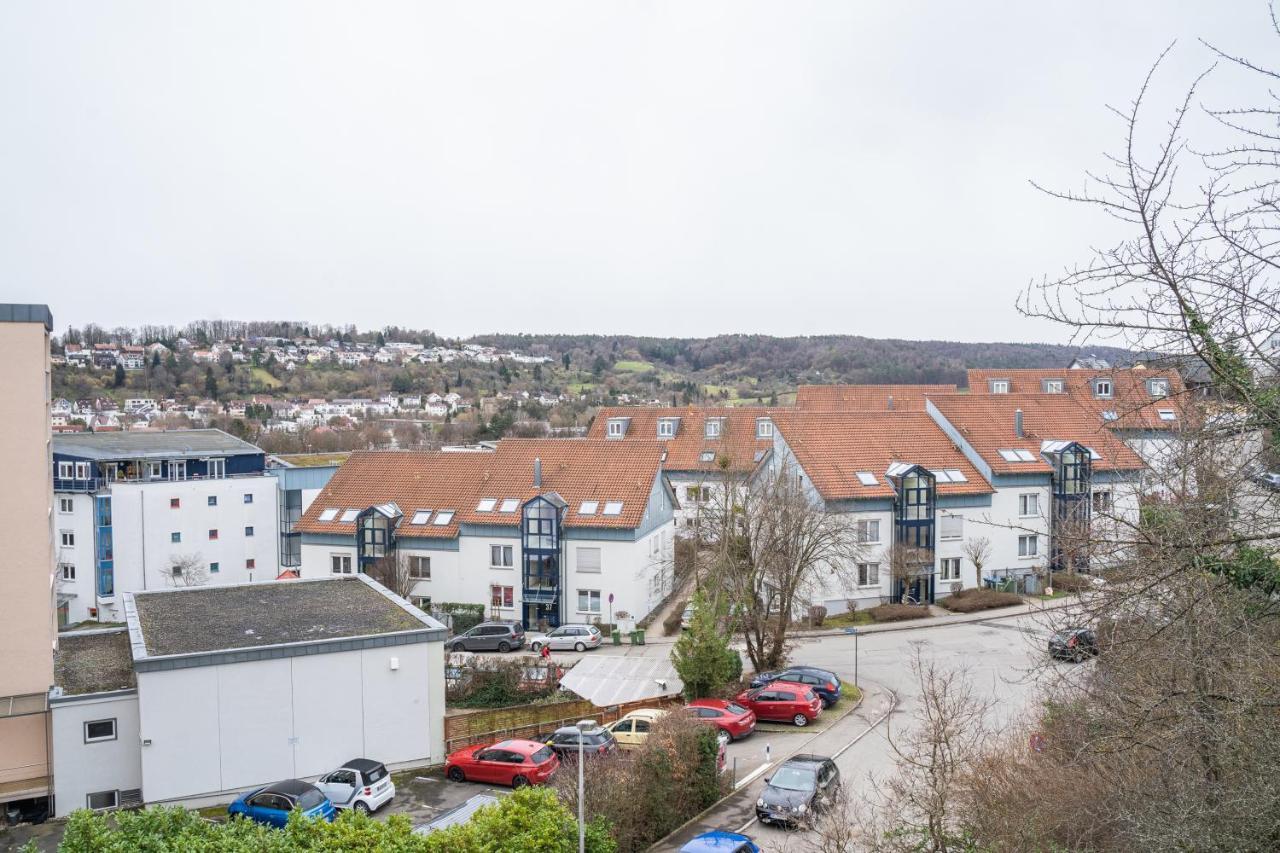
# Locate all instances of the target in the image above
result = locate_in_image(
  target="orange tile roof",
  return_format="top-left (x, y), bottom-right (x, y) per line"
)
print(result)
top-left (770, 411), bottom-right (992, 501)
top-left (585, 407), bottom-right (777, 474)
top-left (928, 395), bottom-right (1146, 475)
top-left (295, 439), bottom-right (666, 539)
top-left (795, 384), bottom-right (959, 412)
top-left (965, 368), bottom-right (1188, 431)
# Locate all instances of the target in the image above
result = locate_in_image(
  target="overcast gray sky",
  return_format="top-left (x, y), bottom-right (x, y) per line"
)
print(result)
top-left (1, 2), bottom-right (1271, 341)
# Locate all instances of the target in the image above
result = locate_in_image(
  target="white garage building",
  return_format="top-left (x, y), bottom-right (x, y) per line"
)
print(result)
top-left (49, 575), bottom-right (446, 815)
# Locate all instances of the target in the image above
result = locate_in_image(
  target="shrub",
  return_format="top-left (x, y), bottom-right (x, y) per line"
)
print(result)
top-left (809, 604), bottom-right (828, 627)
top-left (662, 598), bottom-right (689, 635)
top-left (939, 588), bottom-right (1025, 613)
top-left (1050, 572), bottom-right (1093, 593)
top-left (437, 602), bottom-right (486, 635)
top-left (869, 603), bottom-right (931, 623)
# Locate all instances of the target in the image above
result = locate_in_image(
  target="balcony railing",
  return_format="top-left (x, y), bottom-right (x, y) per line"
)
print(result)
top-left (54, 471), bottom-right (267, 492)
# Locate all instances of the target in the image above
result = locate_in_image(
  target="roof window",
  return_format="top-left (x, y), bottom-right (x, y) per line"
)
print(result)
top-left (998, 449), bottom-right (1037, 463)
top-left (856, 471), bottom-right (879, 486)
top-left (499, 499), bottom-right (519, 512)
top-left (433, 511), bottom-right (454, 526)
top-left (579, 501), bottom-right (599, 515)
top-left (339, 509), bottom-right (359, 522)
top-left (411, 510), bottom-right (432, 525)
top-left (699, 451), bottom-right (716, 463)
top-left (1157, 409), bottom-right (1177, 421)
top-left (602, 501), bottom-right (624, 516)
top-left (318, 508), bottom-right (338, 522)
top-left (1102, 410), bottom-right (1119, 421)
top-left (476, 498), bottom-right (497, 512)
top-left (931, 469), bottom-right (969, 483)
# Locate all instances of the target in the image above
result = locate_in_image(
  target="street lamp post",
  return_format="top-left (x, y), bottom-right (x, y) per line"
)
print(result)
top-left (851, 627), bottom-right (859, 688)
top-left (577, 718), bottom-right (593, 853)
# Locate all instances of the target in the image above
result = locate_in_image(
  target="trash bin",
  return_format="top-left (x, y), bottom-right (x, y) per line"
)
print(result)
top-left (612, 631), bottom-right (621, 646)
top-left (628, 630), bottom-right (639, 646)
top-left (635, 630), bottom-right (645, 646)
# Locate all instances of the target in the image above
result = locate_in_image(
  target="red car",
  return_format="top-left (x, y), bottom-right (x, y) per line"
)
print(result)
top-left (445, 738), bottom-right (559, 787)
top-left (685, 699), bottom-right (758, 741)
top-left (735, 680), bottom-right (823, 727)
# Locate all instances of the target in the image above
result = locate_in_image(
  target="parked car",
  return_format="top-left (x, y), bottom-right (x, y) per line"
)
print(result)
top-left (755, 754), bottom-right (840, 826)
top-left (227, 779), bottom-right (335, 828)
top-left (680, 829), bottom-right (762, 852)
top-left (528, 623), bottom-right (603, 652)
top-left (1048, 627), bottom-right (1099, 662)
top-left (680, 604), bottom-right (696, 630)
top-left (1253, 471), bottom-right (1280, 490)
top-left (735, 681), bottom-right (823, 727)
top-left (685, 699), bottom-right (757, 741)
top-left (449, 621), bottom-right (526, 652)
top-left (544, 721), bottom-right (618, 759)
top-left (445, 738), bottom-right (560, 787)
top-left (315, 758), bottom-right (395, 813)
top-left (605, 708), bottom-right (668, 750)
top-left (749, 666), bottom-right (842, 708)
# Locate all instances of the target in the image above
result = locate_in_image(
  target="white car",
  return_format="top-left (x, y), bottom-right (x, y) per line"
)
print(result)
top-left (316, 759), bottom-right (395, 813)
top-left (528, 623), bottom-right (604, 652)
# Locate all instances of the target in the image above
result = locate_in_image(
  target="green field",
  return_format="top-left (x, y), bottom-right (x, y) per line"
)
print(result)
top-left (248, 366), bottom-right (282, 388)
top-left (613, 360), bottom-right (655, 373)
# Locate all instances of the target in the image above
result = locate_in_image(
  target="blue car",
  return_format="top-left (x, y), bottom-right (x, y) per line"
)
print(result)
top-left (680, 830), bottom-right (761, 853)
top-left (227, 779), bottom-right (336, 828)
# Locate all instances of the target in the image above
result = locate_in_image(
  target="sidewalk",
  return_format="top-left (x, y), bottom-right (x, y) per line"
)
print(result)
top-left (634, 595), bottom-right (1079, 646)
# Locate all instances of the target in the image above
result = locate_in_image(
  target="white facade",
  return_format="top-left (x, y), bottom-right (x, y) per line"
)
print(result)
top-left (56, 475), bottom-right (281, 624)
top-left (135, 641), bottom-right (443, 806)
top-left (51, 691), bottom-right (142, 817)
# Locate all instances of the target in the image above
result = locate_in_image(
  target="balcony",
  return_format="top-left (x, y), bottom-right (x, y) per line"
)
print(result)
top-left (53, 477), bottom-right (101, 493)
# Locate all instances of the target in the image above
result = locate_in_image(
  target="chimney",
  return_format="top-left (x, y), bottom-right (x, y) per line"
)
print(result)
top-left (1015, 409), bottom-right (1024, 437)
top-left (533, 457), bottom-right (542, 489)
top-left (887, 395), bottom-right (894, 411)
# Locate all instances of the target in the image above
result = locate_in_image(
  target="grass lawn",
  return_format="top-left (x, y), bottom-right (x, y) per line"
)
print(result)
top-left (820, 611), bottom-right (874, 629)
top-left (248, 366), bottom-right (282, 388)
top-left (613, 360), bottom-right (655, 373)
top-left (567, 382), bottom-right (596, 394)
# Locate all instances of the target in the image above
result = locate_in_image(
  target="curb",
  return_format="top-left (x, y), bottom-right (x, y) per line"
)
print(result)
top-left (785, 594), bottom-right (1080, 640)
top-left (646, 688), bottom-right (868, 851)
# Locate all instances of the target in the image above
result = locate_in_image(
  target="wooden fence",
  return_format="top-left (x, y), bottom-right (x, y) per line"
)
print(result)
top-left (444, 696), bottom-right (682, 753)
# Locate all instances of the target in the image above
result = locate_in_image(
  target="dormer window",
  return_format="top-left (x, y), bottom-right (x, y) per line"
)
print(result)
top-left (657, 418), bottom-right (677, 439)
top-left (705, 419), bottom-right (722, 439)
top-left (1094, 379), bottom-right (1113, 398)
top-left (990, 380), bottom-right (1010, 394)
top-left (1149, 378), bottom-right (1169, 398)
top-left (756, 417), bottom-right (773, 439)
top-left (1043, 379), bottom-right (1064, 394)
top-left (606, 418), bottom-right (627, 438)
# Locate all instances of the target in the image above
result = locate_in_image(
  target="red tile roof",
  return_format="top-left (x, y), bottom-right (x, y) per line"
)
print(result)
top-left (795, 384), bottom-right (959, 412)
top-left (771, 411), bottom-right (992, 501)
top-left (295, 439), bottom-right (666, 539)
top-left (965, 368), bottom-right (1188, 431)
top-left (585, 407), bottom-right (777, 474)
top-left (928, 395), bottom-right (1146, 475)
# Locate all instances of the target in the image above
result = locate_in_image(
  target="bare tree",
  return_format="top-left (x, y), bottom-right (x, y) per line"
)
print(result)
top-left (163, 553), bottom-right (208, 588)
top-left (365, 552), bottom-right (418, 599)
top-left (696, 461), bottom-right (860, 672)
top-left (860, 647), bottom-right (992, 853)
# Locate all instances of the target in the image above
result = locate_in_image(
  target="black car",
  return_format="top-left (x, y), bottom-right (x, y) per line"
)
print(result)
top-left (1048, 628), bottom-right (1098, 662)
top-left (750, 667), bottom-right (842, 708)
top-left (449, 621), bottom-right (526, 653)
top-left (544, 723), bottom-right (618, 759)
top-left (755, 754), bottom-right (840, 826)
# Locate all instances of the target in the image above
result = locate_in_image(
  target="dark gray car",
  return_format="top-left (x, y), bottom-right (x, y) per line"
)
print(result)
top-left (756, 754), bottom-right (840, 826)
top-left (449, 621), bottom-right (525, 653)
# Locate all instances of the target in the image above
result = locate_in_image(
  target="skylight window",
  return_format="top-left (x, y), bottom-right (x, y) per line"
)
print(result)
top-left (433, 511), bottom-right (454, 526)
top-left (944, 469), bottom-right (966, 482)
top-left (998, 450), bottom-right (1037, 463)
top-left (700, 451), bottom-right (715, 462)
top-left (1157, 409), bottom-right (1177, 421)
top-left (602, 501), bottom-right (624, 516)
top-left (476, 498), bottom-right (497, 512)
top-left (318, 508), bottom-right (338, 522)
top-left (856, 471), bottom-right (879, 486)
top-left (339, 509), bottom-right (359, 522)
top-left (579, 501), bottom-right (598, 515)
top-left (1102, 410), bottom-right (1119, 421)
top-left (411, 510), bottom-right (432, 525)
top-left (499, 499), bottom-right (519, 512)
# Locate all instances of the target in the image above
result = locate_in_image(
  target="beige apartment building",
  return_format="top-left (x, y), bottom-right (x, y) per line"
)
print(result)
top-left (0, 304), bottom-right (56, 807)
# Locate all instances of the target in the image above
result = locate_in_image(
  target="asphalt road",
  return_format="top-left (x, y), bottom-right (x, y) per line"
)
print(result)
top-left (661, 611), bottom-right (1066, 851)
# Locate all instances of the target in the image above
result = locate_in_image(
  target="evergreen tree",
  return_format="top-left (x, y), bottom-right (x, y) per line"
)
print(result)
top-left (672, 590), bottom-right (740, 699)
top-left (204, 367), bottom-right (218, 400)
top-left (113, 363), bottom-right (126, 387)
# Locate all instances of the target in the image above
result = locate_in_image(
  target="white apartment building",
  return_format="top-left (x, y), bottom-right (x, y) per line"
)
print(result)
top-left (295, 439), bottom-right (677, 628)
top-left (52, 430), bottom-right (283, 625)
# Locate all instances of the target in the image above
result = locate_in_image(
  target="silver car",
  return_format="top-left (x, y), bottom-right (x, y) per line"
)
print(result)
top-left (529, 624), bottom-right (603, 652)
